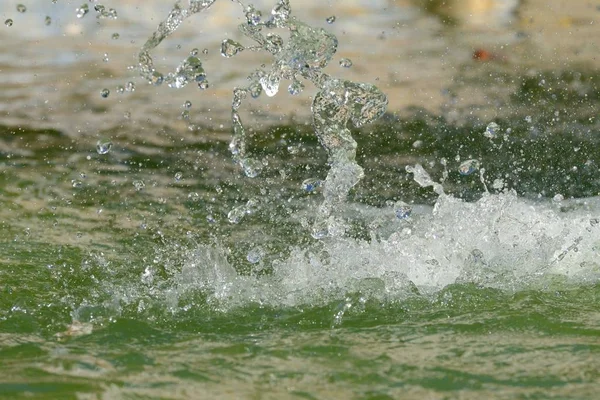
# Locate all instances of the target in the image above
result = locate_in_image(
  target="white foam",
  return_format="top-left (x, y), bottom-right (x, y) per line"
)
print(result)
top-left (174, 189), bottom-right (600, 309)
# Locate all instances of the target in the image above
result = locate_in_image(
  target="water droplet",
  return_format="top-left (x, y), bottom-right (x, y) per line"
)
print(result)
top-left (458, 159), bottom-right (480, 176)
top-left (553, 193), bottom-right (564, 202)
top-left (260, 72), bottom-right (280, 97)
top-left (16, 4), bottom-right (26, 13)
top-left (100, 88), bottom-right (110, 98)
top-left (96, 139), bottom-right (112, 154)
top-left (198, 80), bottom-right (210, 90)
top-left (249, 81), bottom-right (262, 98)
top-left (183, 100), bottom-right (192, 109)
top-left (125, 81), bottom-right (135, 92)
top-left (5, 19), bottom-right (13, 27)
top-left (102, 53), bottom-right (109, 62)
top-left (339, 58), bottom-right (353, 68)
top-left (174, 172), bottom-right (183, 181)
top-left (150, 71), bottom-right (164, 85)
top-left (301, 178), bottom-right (322, 193)
top-left (133, 180), bottom-right (145, 191)
top-left (116, 85), bottom-right (125, 94)
top-left (72, 180), bottom-right (83, 188)
top-left (241, 158), bottom-right (263, 178)
top-left (245, 5), bottom-right (262, 26)
top-left (393, 201), bottom-right (412, 219)
top-left (111, 32), bottom-right (120, 40)
top-left (190, 48), bottom-right (199, 56)
top-left (326, 16), bottom-right (336, 24)
top-left (484, 122), bottom-right (499, 138)
top-left (247, 247), bottom-right (264, 264)
top-left (76, 4), bottom-right (89, 19)
top-left (525, 115), bottom-right (532, 123)
top-left (45, 16), bottom-right (52, 26)
top-left (202, 48), bottom-right (208, 55)
top-left (221, 39), bottom-right (244, 58)
top-left (270, 0), bottom-right (291, 27)
top-left (288, 79), bottom-right (304, 95)
top-left (168, 54), bottom-right (206, 89)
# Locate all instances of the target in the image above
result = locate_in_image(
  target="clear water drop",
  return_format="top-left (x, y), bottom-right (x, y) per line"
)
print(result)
top-left (246, 247), bottom-right (264, 264)
top-left (133, 180), bottom-right (145, 191)
top-left (484, 122), bottom-right (499, 138)
top-left (326, 16), bottom-right (336, 24)
top-left (96, 139), bottom-right (112, 154)
top-left (76, 4), bottom-right (89, 19)
top-left (288, 79), bottom-right (304, 95)
top-left (198, 80), bottom-right (209, 90)
top-left (102, 53), bottom-right (109, 62)
top-left (245, 5), bottom-right (262, 26)
top-left (116, 85), bottom-right (125, 94)
top-left (339, 58), bottom-right (353, 68)
top-left (301, 178), bottom-right (322, 193)
top-left (458, 159), bottom-right (480, 176)
top-left (5, 19), bottom-right (13, 27)
top-left (100, 88), bottom-right (110, 98)
top-left (183, 100), bottom-right (192, 109)
top-left (111, 33), bottom-right (120, 40)
top-left (202, 48), bottom-right (208, 55)
top-left (393, 201), bottom-right (412, 219)
top-left (221, 39), bottom-right (244, 58)
top-left (125, 81), bottom-right (135, 92)
top-left (45, 16), bottom-right (52, 26)
top-left (174, 172), bottom-right (183, 181)
top-left (17, 4), bottom-right (26, 13)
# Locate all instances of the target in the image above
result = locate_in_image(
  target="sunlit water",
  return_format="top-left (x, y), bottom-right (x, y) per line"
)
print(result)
top-left (1, 0), bottom-right (600, 399)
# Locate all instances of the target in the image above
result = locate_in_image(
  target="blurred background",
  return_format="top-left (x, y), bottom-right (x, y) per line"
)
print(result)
top-left (1, 0), bottom-right (598, 137)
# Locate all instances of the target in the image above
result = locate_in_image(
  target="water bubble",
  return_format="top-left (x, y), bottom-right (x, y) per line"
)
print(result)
top-left (100, 88), bottom-right (110, 98)
top-left (133, 180), bottom-right (145, 191)
top-left (339, 58), bottom-right (353, 68)
top-left (241, 158), bottom-right (263, 178)
top-left (458, 159), bottom-right (480, 176)
top-left (76, 4), bottom-right (89, 19)
top-left (5, 19), bottom-right (13, 27)
top-left (111, 33), bottom-right (120, 40)
top-left (45, 16), bottom-right (52, 26)
top-left (484, 122), bottom-right (500, 138)
top-left (16, 4), bottom-right (26, 13)
top-left (174, 172), bottom-right (183, 181)
top-left (125, 81), bottom-right (135, 92)
top-left (301, 178), bottom-right (322, 193)
top-left (221, 39), bottom-right (244, 58)
top-left (326, 16), bottom-right (336, 24)
top-left (183, 100), bottom-right (192, 109)
top-left (96, 139), bottom-right (112, 154)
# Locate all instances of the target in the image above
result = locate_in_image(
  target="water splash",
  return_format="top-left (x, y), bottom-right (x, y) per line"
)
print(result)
top-left (138, 0), bottom-right (387, 238)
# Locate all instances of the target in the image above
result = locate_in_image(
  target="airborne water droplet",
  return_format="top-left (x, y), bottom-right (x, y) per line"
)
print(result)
top-left (125, 81), bottom-right (135, 92)
top-left (458, 159), bottom-right (480, 176)
top-left (339, 58), bottom-right (353, 68)
top-left (221, 39), bottom-right (244, 58)
top-left (326, 16), bottom-right (336, 24)
top-left (96, 139), bottom-right (112, 154)
top-left (111, 33), bottom-right (120, 40)
top-left (133, 180), bottom-right (145, 191)
top-left (301, 178), bottom-right (322, 193)
top-left (5, 19), bottom-right (14, 27)
top-left (183, 100), bottom-right (192, 109)
top-left (174, 172), bottom-right (183, 181)
top-left (45, 16), bottom-right (52, 26)
top-left (100, 88), bottom-right (110, 98)
top-left (76, 4), bottom-right (89, 19)
top-left (484, 122), bottom-right (499, 138)
top-left (288, 79), bottom-right (304, 95)
top-left (17, 4), bottom-right (26, 13)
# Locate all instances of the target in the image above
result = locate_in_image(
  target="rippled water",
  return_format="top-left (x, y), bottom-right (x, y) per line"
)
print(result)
top-left (1, 0), bottom-right (600, 399)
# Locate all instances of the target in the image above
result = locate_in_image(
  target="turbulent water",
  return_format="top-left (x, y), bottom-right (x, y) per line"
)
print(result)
top-left (1, 0), bottom-right (600, 399)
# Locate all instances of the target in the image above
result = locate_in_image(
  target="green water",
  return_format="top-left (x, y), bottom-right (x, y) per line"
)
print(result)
top-left (2, 0), bottom-right (600, 397)
top-left (2, 73), bottom-right (600, 397)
